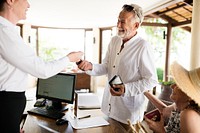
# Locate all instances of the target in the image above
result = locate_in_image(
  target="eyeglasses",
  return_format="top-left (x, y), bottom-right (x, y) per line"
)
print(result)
top-left (122, 4), bottom-right (140, 20)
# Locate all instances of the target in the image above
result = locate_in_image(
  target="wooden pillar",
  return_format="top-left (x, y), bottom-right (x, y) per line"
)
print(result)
top-left (190, 0), bottom-right (200, 69)
top-left (164, 23), bottom-right (172, 81)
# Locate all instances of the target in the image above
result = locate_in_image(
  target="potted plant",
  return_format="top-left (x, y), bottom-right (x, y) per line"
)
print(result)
top-left (158, 70), bottom-right (175, 105)
top-left (146, 68), bottom-right (174, 112)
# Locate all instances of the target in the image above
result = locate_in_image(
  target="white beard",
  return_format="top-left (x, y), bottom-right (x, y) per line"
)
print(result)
top-left (117, 32), bottom-right (125, 38)
top-left (117, 30), bottom-right (130, 39)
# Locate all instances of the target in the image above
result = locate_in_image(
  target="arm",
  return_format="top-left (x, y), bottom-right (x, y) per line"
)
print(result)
top-left (67, 52), bottom-right (83, 62)
top-left (144, 91), bottom-right (167, 112)
top-left (122, 42), bottom-right (158, 97)
top-left (78, 37), bottom-right (114, 76)
top-left (180, 109), bottom-right (200, 133)
top-left (77, 60), bottom-right (108, 76)
top-left (162, 103), bottom-right (176, 118)
top-left (110, 42), bottom-right (158, 97)
top-left (144, 91), bottom-right (176, 119)
top-left (2, 27), bottom-right (82, 78)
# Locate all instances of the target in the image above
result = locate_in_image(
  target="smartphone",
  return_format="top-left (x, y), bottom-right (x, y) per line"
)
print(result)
top-left (34, 98), bottom-right (46, 107)
top-left (145, 109), bottom-right (161, 121)
top-left (109, 75), bottom-right (123, 91)
top-left (76, 60), bottom-right (82, 65)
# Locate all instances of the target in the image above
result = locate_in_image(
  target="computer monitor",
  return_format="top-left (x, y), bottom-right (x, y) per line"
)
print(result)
top-left (36, 73), bottom-right (76, 112)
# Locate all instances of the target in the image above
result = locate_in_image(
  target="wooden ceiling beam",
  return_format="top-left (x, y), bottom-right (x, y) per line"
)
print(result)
top-left (157, 3), bottom-right (187, 16)
top-left (172, 20), bottom-right (192, 27)
top-left (154, 13), bottom-right (178, 24)
top-left (145, 13), bottom-right (160, 18)
top-left (171, 10), bottom-right (189, 21)
top-left (183, 0), bottom-right (193, 6)
top-left (141, 22), bottom-right (167, 27)
top-left (144, 0), bottom-right (193, 33)
top-left (181, 26), bottom-right (191, 32)
top-left (144, 0), bottom-right (182, 15)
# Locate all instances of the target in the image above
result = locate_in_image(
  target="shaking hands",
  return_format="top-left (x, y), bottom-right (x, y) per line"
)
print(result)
top-left (67, 51), bottom-right (83, 62)
top-left (67, 51), bottom-right (92, 71)
top-left (76, 60), bottom-right (93, 71)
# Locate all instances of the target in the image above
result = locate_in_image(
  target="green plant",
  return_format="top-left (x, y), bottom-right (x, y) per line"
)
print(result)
top-left (156, 68), bottom-right (174, 86)
top-left (156, 68), bottom-right (163, 82)
top-left (161, 80), bottom-right (174, 86)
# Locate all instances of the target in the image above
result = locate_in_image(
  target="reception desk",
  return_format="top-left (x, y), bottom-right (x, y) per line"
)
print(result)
top-left (23, 108), bottom-right (152, 133)
top-left (23, 108), bottom-right (119, 133)
top-left (23, 88), bottom-right (152, 133)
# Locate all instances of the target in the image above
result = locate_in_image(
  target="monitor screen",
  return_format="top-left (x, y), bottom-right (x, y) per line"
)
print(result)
top-left (36, 73), bottom-right (76, 105)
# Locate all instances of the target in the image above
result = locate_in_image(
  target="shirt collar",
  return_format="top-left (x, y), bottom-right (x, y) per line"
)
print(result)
top-left (121, 32), bottom-right (140, 46)
top-left (0, 16), bottom-right (16, 28)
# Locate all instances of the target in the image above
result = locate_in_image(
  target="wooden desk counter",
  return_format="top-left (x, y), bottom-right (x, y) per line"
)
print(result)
top-left (23, 90), bottom-right (120, 133)
top-left (23, 108), bottom-right (115, 133)
top-left (23, 90), bottom-right (152, 133)
top-left (23, 106), bottom-right (153, 133)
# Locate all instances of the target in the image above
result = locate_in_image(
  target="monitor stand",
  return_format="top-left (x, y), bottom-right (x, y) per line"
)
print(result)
top-left (46, 100), bottom-right (68, 112)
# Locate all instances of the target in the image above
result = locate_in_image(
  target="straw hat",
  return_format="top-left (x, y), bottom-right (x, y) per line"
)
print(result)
top-left (170, 61), bottom-right (200, 106)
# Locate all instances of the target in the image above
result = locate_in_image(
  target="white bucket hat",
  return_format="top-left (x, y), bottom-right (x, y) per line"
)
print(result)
top-left (171, 61), bottom-right (200, 106)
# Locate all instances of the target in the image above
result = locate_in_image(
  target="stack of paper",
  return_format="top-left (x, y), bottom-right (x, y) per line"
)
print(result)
top-left (78, 93), bottom-right (101, 109)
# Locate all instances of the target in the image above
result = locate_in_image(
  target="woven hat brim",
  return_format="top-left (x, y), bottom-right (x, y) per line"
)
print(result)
top-left (171, 61), bottom-right (200, 106)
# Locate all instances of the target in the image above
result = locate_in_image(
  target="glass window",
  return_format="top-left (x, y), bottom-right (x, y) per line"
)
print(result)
top-left (85, 30), bottom-right (93, 61)
top-left (141, 26), bottom-right (191, 81)
top-left (30, 28), bottom-right (37, 55)
top-left (140, 26), bottom-right (167, 70)
top-left (100, 28), bottom-right (116, 63)
top-left (170, 27), bottom-right (191, 69)
top-left (38, 28), bottom-right (85, 61)
top-left (29, 27), bottom-right (93, 72)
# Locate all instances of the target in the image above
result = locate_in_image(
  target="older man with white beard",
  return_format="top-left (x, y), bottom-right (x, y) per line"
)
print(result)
top-left (77, 4), bottom-right (158, 132)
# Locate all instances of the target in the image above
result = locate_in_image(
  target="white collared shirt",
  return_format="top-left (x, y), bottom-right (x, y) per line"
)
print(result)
top-left (87, 34), bottom-right (158, 124)
top-left (0, 16), bottom-right (69, 92)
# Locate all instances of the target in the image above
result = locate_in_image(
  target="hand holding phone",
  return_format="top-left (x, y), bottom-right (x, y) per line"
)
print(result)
top-left (109, 75), bottom-right (123, 91)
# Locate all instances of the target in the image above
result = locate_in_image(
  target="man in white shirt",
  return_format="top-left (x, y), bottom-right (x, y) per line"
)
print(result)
top-left (78, 4), bottom-right (158, 131)
top-left (0, 0), bottom-right (82, 132)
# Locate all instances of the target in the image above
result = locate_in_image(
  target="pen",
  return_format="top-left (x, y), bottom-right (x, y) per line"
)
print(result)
top-left (38, 123), bottom-right (59, 133)
top-left (78, 115), bottom-right (91, 120)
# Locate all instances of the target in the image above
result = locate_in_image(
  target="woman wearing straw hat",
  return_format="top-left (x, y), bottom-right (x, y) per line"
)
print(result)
top-left (144, 61), bottom-right (200, 133)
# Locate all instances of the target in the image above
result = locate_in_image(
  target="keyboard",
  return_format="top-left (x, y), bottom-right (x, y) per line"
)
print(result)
top-left (27, 107), bottom-right (65, 119)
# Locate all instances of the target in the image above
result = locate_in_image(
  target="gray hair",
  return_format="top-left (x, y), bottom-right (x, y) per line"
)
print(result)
top-left (122, 4), bottom-right (144, 25)
top-left (0, 0), bottom-right (6, 12)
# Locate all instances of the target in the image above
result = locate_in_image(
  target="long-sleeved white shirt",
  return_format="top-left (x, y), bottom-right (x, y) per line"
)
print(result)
top-left (0, 16), bottom-right (70, 92)
top-left (87, 34), bottom-right (158, 124)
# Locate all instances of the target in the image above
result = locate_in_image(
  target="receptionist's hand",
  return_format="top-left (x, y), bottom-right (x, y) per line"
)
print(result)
top-left (67, 51), bottom-right (83, 62)
top-left (110, 84), bottom-right (125, 96)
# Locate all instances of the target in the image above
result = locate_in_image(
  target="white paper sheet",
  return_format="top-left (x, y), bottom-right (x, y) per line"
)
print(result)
top-left (68, 116), bottom-right (109, 129)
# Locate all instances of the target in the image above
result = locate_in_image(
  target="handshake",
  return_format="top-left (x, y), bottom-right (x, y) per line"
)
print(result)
top-left (66, 52), bottom-right (92, 71)
top-left (76, 60), bottom-right (93, 71)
